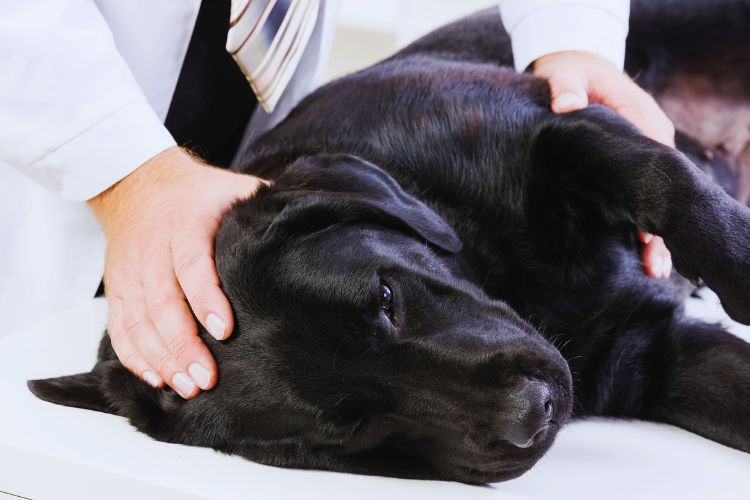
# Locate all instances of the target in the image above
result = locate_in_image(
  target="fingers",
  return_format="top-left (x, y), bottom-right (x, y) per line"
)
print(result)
top-left (107, 295), bottom-right (163, 389)
top-left (639, 232), bottom-right (672, 279)
top-left (108, 264), bottom-right (219, 399)
top-left (123, 291), bottom-right (200, 399)
top-left (534, 51), bottom-right (675, 146)
top-left (172, 226), bottom-right (234, 343)
top-left (143, 256), bottom-right (218, 392)
top-left (595, 78), bottom-right (675, 147)
top-left (547, 73), bottom-right (590, 113)
top-left (120, 280), bottom-right (204, 399)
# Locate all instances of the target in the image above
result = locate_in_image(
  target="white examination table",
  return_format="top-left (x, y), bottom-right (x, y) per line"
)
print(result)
top-left (2, 291), bottom-right (749, 499)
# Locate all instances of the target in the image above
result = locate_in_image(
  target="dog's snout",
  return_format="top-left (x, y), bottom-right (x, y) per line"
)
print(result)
top-left (501, 380), bottom-right (554, 449)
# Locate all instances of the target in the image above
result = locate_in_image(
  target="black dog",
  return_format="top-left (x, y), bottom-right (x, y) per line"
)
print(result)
top-left (29, 0), bottom-right (750, 484)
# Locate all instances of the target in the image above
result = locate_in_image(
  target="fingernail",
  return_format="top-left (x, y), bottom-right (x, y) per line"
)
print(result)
top-left (649, 257), bottom-right (662, 278)
top-left (656, 256), bottom-right (667, 278)
top-left (172, 372), bottom-right (196, 398)
top-left (554, 92), bottom-right (582, 111)
top-left (206, 313), bottom-right (226, 340)
top-left (663, 255), bottom-right (672, 278)
top-left (188, 363), bottom-right (212, 389)
top-left (658, 257), bottom-right (669, 279)
top-left (656, 258), bottom-right (665, 278)
top-left (143, 370), bottom-right (161, 388)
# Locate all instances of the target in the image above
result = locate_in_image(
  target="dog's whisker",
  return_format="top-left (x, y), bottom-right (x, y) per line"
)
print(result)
top-left (335, 393), bottom-right (352, 406)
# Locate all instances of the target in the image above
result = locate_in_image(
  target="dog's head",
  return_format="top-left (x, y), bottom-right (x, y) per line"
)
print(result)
top-left (29, 155), bottom-right (572, 483)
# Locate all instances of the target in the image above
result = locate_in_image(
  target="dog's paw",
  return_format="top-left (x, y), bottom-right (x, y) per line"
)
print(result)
top-left (669, 200), bottom-right (750, 325)
top-left (701, 210), bottom-right (750, 325)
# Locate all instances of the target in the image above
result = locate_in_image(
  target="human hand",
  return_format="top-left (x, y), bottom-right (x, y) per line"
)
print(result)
top-left (88, 146), bottom-right (266, 398)
top-left (533, 50), bottom-right (674, 279)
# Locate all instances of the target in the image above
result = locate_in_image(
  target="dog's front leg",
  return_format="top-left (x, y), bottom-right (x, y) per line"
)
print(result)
top-left (572, 313), bottom-right (750, 454)
top-left (643, 319), bottom-right (750, 454)
top-left (535, 105), bottom-right (750, 324)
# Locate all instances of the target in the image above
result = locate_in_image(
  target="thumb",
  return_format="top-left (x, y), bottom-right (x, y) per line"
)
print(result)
top-left (548, 74), bottom-right (589, 113)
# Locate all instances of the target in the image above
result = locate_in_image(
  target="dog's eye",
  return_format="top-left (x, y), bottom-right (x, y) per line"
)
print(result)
top-left (379, 283), bottom-right (394, 314)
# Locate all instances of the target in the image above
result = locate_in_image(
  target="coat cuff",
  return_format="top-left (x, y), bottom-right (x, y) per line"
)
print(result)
top-left (28, 100), bottom-right (176, 201)
top-left (501, 2), bottom-right (629, 72)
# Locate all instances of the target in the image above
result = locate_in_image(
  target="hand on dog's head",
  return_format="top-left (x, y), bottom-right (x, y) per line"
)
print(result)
top-left (29, 154), bottom-right (572, 483)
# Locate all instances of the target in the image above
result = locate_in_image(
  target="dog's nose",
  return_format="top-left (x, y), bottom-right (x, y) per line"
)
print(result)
top-left (501, 380), bottom-right (554, 448)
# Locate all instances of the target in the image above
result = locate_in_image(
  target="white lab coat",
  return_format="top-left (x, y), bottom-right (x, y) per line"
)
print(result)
top-left (0, 0), bottom-right (627, 333)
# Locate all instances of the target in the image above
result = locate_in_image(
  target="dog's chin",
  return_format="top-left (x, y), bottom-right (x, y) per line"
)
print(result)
top-left (444, 422), bottom-right (561, 484)
top-left (453, 463), bottom-right (532, 485)
top-left (449, 451), bottom-right (545, 484)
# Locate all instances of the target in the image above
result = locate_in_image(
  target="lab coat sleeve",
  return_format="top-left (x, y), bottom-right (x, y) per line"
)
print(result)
top-left (499, 0), bottom-right (630, 72)
top-left (0, 0), bottom-right (176, 201)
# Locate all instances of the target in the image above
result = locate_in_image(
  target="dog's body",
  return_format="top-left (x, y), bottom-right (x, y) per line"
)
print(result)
top-left (30, 0), bottom-right (750, 484)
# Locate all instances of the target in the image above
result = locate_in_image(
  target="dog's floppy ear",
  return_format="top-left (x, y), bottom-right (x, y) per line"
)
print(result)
top-left (28, 362), bottom-right (114, 413)
top-left (268, 154), bottom-right (462, 253)
top-left (29, 359), bottom-right (185, 439)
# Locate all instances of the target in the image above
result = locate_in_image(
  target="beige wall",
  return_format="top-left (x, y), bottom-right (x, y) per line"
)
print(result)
top-left (324, 0), bottom-right (497, 81)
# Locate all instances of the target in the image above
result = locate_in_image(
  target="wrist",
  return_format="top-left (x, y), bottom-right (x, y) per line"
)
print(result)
top-left (87, 147), bottom-right (268, 236)
top-left (533, 50), bottom-right (618, 73)
top-left (87, 146), bottom-right (191, 234)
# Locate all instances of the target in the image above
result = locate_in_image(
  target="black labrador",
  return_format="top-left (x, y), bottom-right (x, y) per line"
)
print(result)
top-left (29, 0), bottom-right (750, 484)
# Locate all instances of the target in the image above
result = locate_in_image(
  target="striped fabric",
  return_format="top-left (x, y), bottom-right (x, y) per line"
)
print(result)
top-left (227, 0), bottom-right (320, 113)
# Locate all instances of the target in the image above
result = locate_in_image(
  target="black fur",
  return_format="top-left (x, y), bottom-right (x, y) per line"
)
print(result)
top-left (29, 0), bottom-right (750, 484)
